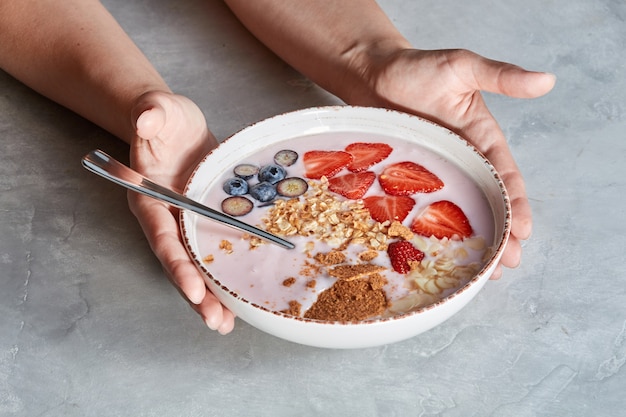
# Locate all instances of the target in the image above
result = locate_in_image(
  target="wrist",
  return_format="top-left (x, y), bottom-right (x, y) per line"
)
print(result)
top-left (336, 38), bottom-right (412, 107)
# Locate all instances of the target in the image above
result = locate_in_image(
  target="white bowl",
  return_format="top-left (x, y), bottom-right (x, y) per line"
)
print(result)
top-left (181, 106), bottom-right (510, 349)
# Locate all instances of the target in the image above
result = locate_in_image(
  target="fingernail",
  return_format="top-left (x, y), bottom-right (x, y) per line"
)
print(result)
top-left (205, 317), bottom-right (219, 331)
top-left (188, 288), bottom-right (204, 305)
top-left (217, 321), bottom-right (233, 335)
top-left (189, 294), bottom-right (203, 305)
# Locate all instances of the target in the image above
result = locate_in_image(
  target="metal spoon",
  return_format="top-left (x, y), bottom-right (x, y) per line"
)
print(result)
top-left (81, 149), bottom-right (294, 250)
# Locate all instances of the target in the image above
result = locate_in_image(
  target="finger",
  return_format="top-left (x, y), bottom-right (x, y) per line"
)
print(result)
top-left (496, 163), bottom-right (533, 241)
top-left (489, 264), bottom-right (503, 280)
top-left (130, 92), bottom-right (218, 176)
top-left (129, 195), bottom-right (207, 304)
top-left (488, 156), bottom-right (533, 245)
top-left (130, 90), bottom-right (171, 139)
top-left (460, 96), bottom-right (533, 242)
top-left (499, 235), bottom-right (522, 270)
top-left (136, 106), bottom-right (167, 140)
top-left (465, 53), bottom-right (556, 98)
top-left (217, 314), bottom-right (236, 335)
top-left (131, 194), bottom-right (237, 334)
top-left (510, 193), bottom-right (533, 241)
top-left (189, 292), bottom-right (237, 334)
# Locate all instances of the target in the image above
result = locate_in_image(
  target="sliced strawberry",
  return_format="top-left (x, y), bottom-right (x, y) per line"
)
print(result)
top-left (362, 195), bottom-right (416, 224)
top-left (387, 240), bottom-right (425, 274)
top-left (303, 150), bottom-right (353, 179)
top-left (328, 171), bottom-right (376, 200)
top-left (378, 161), bottom-right (444, 196)
top-left (345, 142), bottom-right (392, 172)
top-left (410, 200), bottom-right (473, 240)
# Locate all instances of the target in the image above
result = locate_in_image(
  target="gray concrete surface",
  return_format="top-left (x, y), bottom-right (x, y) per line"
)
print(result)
top-left (1, 0), bottom-right (624, 415)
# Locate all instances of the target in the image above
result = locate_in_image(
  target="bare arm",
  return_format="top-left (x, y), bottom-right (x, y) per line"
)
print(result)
top-left (0, 0), bottom-right (234, 333)
top-left (224, 0), bottom-right (408, 104)
top-left (0, 0), bottom-right (169, 142)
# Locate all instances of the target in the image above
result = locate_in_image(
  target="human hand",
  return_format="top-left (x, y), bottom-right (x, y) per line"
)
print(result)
top-left (350, 49), bottom-right (555, 279)
top-left (127, 91), bottom-right (236, 334)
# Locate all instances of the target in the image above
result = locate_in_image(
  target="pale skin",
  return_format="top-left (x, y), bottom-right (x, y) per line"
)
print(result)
top-left (0, 0), bottom-right (555, 334)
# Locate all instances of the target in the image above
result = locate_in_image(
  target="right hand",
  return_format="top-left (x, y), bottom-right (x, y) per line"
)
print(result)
top-left (128, 91), bottom-right (236, 334)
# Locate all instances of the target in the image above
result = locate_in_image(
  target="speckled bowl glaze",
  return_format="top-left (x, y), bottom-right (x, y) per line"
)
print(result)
top-left (181, 106), bottom-right (511, 349)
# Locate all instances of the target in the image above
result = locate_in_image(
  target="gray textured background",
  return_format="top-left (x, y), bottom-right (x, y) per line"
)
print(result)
top-left (1, 1), bottom-right (624, 415)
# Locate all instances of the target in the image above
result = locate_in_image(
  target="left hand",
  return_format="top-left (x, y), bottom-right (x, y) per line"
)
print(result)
top-left (128, 91), bottom-right (236, 334)
top-left (349, 48), bottom-right (556, 278)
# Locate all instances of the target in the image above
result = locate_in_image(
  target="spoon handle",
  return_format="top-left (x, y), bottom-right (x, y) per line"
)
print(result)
top-left (81, 149), bottom-right (294, 250)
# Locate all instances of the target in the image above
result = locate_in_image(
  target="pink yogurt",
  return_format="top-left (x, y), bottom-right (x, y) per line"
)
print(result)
top-left (194, 132), bottom-right (495, 316)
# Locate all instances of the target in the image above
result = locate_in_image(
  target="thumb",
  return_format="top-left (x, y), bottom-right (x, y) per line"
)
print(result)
top-left (135, 106), bottom-right (166, 140)
top-left (131, 91), bottom-right (172, 140)
top-left (471, 56), bottom-right (557, 98)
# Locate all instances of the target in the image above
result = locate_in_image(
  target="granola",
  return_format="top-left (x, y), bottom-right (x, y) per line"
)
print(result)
top-left (258, 179), bottom-right (490, 317)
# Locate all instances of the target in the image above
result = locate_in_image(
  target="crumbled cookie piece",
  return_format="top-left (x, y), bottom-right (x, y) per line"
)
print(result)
top-left (314, 250), bottom-right (346, 265)
top-left (306, 279), bottom-right (317, 289)
top-left (304, 279), bottom-right (388, 322)
top-left (281, 300), bottom-right (302, 317)
top-left (202, 254), bottom-right (215, 264)
top-left (300, 260), bottom-right (322, 278)
top-left (367, 273), bottom-right (388, 291)
top-left (358, 250), bottom-right (379, 262)
top-left (282, 277), bottom-right (297, 287)
top-left (327, 263), bottom-right (386, 281)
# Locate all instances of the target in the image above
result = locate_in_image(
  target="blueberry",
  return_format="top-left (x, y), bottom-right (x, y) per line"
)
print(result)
top-left (276, 177), bottom-right (308, 197)
top-left (221, 196), bottom-right (253, 217)
top-left (233, 163), bottom-right (259, 180)
top-left (222, 177), bottom-right (249, 196)
top-left (258, 164), bottom-right (286, 184)
top-left (274, 149), bottom-right (298, 167)
top-left (249, 181), bottom-right (277, 202)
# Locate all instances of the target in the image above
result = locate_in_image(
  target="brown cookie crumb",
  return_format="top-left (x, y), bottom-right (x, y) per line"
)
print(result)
top-left (304, 279), bottom-right (387, 322)
top-left (367, 273), bottom-right (388, 290)
top-left (202, 254), bottom-right (215, 264)
top-left (327, 263), bottom-right (386, 281)
top-left (306, 279), bottom-right (317, 289)
top-left (281, 300), bottom-right (302, 317)
top-left (314, 250), bottom-right (346, 265)
top-left (358, 250), bottom-right (379, 262)
top-left (300, 260), bottom-right (322, 278)
top-left (282, 277), bottom-right (297, 287)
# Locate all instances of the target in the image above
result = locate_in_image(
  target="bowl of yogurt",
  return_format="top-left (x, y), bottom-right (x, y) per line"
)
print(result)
top-left (181, 106), bottom-right (510, 349)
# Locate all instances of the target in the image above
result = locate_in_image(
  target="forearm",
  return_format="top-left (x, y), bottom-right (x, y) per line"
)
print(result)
top-left (224, 0), bottom-right (411, 104)
top-left (0, 0), bottom-right (169, 143)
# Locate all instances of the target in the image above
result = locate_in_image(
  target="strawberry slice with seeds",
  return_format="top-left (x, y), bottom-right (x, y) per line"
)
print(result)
top-left (379, 161), bottom-right (444, 196)
top-left (303, 150), bottom-right (353, 179)
top-left (387, 240), bottom-right (425, 274)
top-left (345, 142), bottom-right (393, 172)
top-left (410, 200), bottom-right (473, 240)
top-left (328, 171), bottom-right (376, 200)
top-left (362, 195), bottom-right (416, 223)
